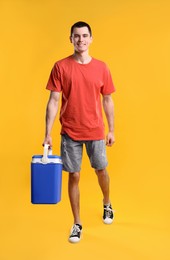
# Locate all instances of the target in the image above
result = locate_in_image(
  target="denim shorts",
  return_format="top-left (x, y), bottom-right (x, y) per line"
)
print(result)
top-left (61, 134), bottom-right (108, 172)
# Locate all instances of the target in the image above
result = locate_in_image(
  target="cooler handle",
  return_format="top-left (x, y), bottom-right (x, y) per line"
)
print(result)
top-left (41, 144), bottom-right (52, 164)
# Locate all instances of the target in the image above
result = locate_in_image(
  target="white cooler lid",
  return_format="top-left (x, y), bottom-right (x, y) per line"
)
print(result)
top-left (32, 155), bottom-right (62, 164)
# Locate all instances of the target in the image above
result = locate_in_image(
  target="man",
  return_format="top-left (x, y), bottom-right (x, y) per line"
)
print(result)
top-left (43, 21), bottom-right (116, 243)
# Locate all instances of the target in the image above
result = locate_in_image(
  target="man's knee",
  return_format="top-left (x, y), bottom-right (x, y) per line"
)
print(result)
top-left (95, 169), bottom-right (107, 177)
top-left (69, 172), bottom-right (80, 184)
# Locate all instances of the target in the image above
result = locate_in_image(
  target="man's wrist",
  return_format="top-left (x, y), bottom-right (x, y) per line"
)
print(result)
top-left (45, 133), bottom-right (51, 138)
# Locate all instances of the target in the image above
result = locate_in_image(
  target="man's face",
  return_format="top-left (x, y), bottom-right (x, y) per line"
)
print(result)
top-left (70, 26), bottom-right (92, 53)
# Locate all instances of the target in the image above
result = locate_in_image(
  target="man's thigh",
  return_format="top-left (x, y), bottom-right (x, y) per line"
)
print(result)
top-left (61, 134), bottom-right (83, 172)
top-left (85, 140), bottom-right (108, 170)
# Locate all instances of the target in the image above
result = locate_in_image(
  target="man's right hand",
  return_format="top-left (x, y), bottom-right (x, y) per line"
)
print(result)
top-left (43, 135), bottom-right (52, 149)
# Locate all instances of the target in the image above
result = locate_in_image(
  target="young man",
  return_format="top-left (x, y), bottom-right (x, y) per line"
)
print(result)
top-left (43, 21), bottom-right (116, 243)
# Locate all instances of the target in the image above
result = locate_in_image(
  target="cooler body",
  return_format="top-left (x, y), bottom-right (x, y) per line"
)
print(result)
top-left (31, 155), bottom-right (62, 204)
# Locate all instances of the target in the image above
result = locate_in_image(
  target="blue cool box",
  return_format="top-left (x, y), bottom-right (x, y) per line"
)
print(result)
top-left (31, 155), bottom-right (62, 204)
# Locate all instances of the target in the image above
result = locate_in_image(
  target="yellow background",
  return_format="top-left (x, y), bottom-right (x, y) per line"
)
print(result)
top-left (0, 0), bottom-right (170, 259)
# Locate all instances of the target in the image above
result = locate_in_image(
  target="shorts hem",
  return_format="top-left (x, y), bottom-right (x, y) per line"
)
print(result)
top-left (62, 167), bottom-right (81, 173)
top-left (92, 162), bottom-right (108, 170)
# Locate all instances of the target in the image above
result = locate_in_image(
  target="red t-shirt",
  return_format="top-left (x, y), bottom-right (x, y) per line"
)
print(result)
top-left (46, 55), bottom-right (115, 140)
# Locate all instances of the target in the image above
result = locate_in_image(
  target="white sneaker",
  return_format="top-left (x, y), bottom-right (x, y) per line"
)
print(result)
top-left (103, 204), bottom-right (114, 224)
top-left (68, 224), bottom-right (82, 243)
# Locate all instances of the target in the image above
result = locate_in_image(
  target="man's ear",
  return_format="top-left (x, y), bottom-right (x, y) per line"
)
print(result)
top-left (69, 36), bottom-right (72, 43)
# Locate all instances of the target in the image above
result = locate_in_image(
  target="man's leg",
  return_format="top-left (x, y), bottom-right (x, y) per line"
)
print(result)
top-left (95, 168), bottom-right (114, 224)
top-left (85, 139), bottom-right (110, 203)
top-left (68, 171), bottom-right (81, 225)
top-left (95, 168), bottom-right (110, 205)
top-left (68, 171), bottom-right (82, 243)
top-left (60, 134), bottom-right (83, 242)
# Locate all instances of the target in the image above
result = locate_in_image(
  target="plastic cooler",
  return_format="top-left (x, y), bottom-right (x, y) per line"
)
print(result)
top-left (31, 145), bottom-right (62, 204)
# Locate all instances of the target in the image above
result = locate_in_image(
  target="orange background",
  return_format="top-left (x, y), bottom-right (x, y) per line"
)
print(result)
top-left (0, 0), bottom-right (170, 259)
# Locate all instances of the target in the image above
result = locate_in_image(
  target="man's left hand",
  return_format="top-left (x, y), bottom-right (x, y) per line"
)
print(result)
top-left (106, 132), bottom-right (115, 146)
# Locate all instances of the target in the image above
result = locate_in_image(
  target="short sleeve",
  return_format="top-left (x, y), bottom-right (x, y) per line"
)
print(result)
top-left (100, 64), bottom-right (116, 95)
top-left (46, 63), bottom-right (62, 92)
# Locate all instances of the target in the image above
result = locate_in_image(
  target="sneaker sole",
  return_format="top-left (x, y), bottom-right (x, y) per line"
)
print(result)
top-left (68, 231), bottom-right (82, 243)
top-left (68, 236), bottom-right (81, 243)
top-left (103, 217), bottom-right (114, 224)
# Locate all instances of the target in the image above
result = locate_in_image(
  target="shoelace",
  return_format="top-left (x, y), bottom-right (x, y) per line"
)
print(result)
top-left (71, 225), bottom-right (80, 236)
top-left (105, 206), bottom-right (113, 218)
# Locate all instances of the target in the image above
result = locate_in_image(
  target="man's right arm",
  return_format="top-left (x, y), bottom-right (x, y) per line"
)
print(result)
top-left (43, 91), bottom-right (60, 147)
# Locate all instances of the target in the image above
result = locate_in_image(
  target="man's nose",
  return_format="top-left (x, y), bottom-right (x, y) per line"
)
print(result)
top-left (78, 35), bottom-right (83, 41)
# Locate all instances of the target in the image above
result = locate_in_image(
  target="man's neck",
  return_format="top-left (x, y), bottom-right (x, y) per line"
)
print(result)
top-left (73, 52), bottom-right (92, 64)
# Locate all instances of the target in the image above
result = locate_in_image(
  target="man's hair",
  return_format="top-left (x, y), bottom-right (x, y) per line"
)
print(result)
top-left (70, 21), bottom-right (92, 37)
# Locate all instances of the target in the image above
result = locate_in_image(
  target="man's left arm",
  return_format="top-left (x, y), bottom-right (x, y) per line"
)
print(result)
top-left (102, 94), bottom-right (115, 146)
